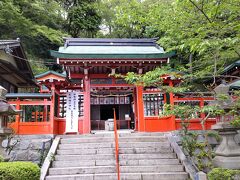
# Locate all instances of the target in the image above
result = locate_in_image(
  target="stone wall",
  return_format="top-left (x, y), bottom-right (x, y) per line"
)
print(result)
top-left (2, 135), bottom-right (54, 164)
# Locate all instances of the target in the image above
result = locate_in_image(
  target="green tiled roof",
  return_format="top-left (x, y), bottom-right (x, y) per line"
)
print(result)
top-left (50, 38), bottom-right (175, 59)
top-left (222, 60), bottom-right (240, 74)
top-left (35, 71), bottom-right (66, 79)
top-left (229, 80), bottom-right (240, 89)
top-left (59, 45), bottom-right (164, 54)
top-left (50, 50), bottom-right (175, 59)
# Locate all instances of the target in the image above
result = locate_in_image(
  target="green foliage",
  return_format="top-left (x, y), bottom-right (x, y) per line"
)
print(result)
top-left (99, 0), bottom-right (149, 38)
top-left (181, 131), bottom-right (198, 156)
top-left (206, 131), bottom-right (221, 142)
top-left (0, 0), bottom-right (67, 73)
top-left (217, 91), bottom-right (240, 127)
top-left (231, 117), bottom-right (240, 128)
top-left (162, 103), bottom-right (219, 172)
top-left (0, 156), bottom-right (4, 162)
top-left (208, 168), bottom-right (240, 180)
top-left (151, 0), bottom-right (240, 84)
top-left (114, 66), bottom-right (187, 93)
top-left (0, 162), bottom-right (40, 180)
top-left (48, 152), bottom-right (55, 162)
top-left (67, 1), bottom-right (101, 37)
top-left (181, 132), bottom-right (214, 171)
top-left (100, 0), bottom-right (240, 88)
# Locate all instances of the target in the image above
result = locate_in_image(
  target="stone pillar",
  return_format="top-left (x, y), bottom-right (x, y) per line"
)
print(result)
top-left (0, 86), bottom-right (15, 159)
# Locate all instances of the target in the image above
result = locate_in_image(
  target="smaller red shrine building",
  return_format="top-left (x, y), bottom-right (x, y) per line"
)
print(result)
top-left (7, 38), bottom-right (216, 135)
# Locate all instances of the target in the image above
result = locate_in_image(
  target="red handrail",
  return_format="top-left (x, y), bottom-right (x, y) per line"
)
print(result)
top-left (113, 108), bottom-right (120, 180)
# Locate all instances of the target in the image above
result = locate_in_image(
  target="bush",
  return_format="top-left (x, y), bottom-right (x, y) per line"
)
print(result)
top-left (208, 168), bottom-right (240, 180)
top-left (0, 155), bottom-right (4, 162)
top-left (231, 117), bottom-right (240, 128)
top-left (0, 162), bottom-right (40, 180)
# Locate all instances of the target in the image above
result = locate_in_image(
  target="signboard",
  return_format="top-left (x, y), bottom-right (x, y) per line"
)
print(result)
top-left (90, 96), bottom-right (130, 105)
top-left (65, 92), bottom-right (79, 133)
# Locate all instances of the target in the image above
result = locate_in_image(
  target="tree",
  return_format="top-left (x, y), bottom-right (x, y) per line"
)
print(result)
top-left (0, 0), bottom-right (68, 74)
top-left (98, 0), bottom-right (153, 38)
top-left (146, 0), bottom-right (240, 87)
top-left (61, 0), bottom-right (101, 37)
top-left (100, 0), bottom-right (239, 90)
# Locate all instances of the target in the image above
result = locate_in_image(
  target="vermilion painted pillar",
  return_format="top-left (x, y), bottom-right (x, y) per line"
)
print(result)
top-left (83, 78), bottom-right (91, 134)
top-left (43, 99), bottom-right (47, 122)
top-left (200, 99), bottom-right (205, 118)
top-left (168, 80), bottom-right (176, 130)
top-left (199, 99), bottom-right (206, 129)
top-left (50, 85), bottom-right (55, 134)
top-left (15, 98), bottom-right (20, 134)
top-left (133, 88), bottom-right (138, 131)
top-left (169, 80), bottom-right (174, 105)
top-left (136, 86), bottom-right (145, 131)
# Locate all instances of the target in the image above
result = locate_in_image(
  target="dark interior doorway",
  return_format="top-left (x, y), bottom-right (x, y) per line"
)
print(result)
top-left (100, 105), bottom-right (119, 120)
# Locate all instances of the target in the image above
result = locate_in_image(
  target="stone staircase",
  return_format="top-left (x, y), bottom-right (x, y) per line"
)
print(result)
top-left (45, 132), bottom-right (188, 180)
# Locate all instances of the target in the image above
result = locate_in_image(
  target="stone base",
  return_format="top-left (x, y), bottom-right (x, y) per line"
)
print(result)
top-left (0, 127), bottom-right (13, 134)
top-left (213, 156), bottom-right (240, 169)
top-left (1, 135), bottom-right (53, 163)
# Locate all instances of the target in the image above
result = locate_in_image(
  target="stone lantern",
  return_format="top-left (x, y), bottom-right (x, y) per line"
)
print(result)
top-left (211, 83), bottom-right (240, 169)
top-left (0, 86), bottom-right (21, 159)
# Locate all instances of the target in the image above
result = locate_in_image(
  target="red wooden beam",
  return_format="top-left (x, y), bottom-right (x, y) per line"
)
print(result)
top-left (8, 101), bottom-right (51, 105)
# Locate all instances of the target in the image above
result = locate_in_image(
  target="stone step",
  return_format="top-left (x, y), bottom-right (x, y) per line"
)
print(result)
top-left (49, 165), bottom-right (184, 176)
top-left (52, 159), bottom-right (116, 168)
top-left (120, 165), bottom-right (184, 173)
top-left (119, 153), bottom-right (176, 160)
top-left (119, 142), bottom-right (170, 148)
top-left (119, 132), bottom-right (166, 137)
top-left (60, 137), bottom-right (114, 144)
top-left (59, 132), bottom-right (130, 139)
top-left (119, 137), bottom-right (167, 142)
top-left (120, 159), bottom-right (180, 166)
top-left (59, 134), bottom-right (114, 139)
top-left (55, 153), bottom-right (175, 161)
top-left (59, 132), bottom-right (166, 139)
top-left (57, 148), bottom-right (115, 155)
top-left (60, 136), bottom-right (167, 144)
top-left (48, 132), bottom-right (186, 180)
top-left (58, 142), bottom-right (170, 149)
top-left (49, 166), bottom-right (116, 175)
top-left (52, 158), bottom-right (180, 168)
top-left (57, 147), bottom-right (173, 155)
top-left (119, 147), bottom-right (173, 154)
top-left (139, 172), bottom-right (188, 180)
top-left (58, 142), bottom-right (114, 149)
top-left (57, 148), bottom-right (106, 155)
top-left (46, 172), bottom-right (188, 180)
top-left (55, 154), bottom-right (115, 161)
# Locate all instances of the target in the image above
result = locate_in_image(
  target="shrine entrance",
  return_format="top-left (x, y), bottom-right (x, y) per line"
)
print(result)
top-left (90, 94), bottom-right (134, 131)
top-left (100, 105), bottom-right (119, 120)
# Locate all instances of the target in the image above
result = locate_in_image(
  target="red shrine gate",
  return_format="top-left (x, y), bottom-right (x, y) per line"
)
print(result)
top-left (7, 38), bottom-right (216, 135)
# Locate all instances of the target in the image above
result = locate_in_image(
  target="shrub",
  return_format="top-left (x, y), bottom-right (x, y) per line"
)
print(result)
top-left (231, 117), bottom-right (240, 128)
top-left (208, 168), bottom-right (240, 180)
top-left (0, 155), bottom-right (4, 162)
top-left (0, 161), bottom-right (40, 180)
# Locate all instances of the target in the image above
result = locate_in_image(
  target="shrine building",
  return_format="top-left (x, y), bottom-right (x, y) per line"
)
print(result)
top-left (6, 38), bottom-right (216, 135)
